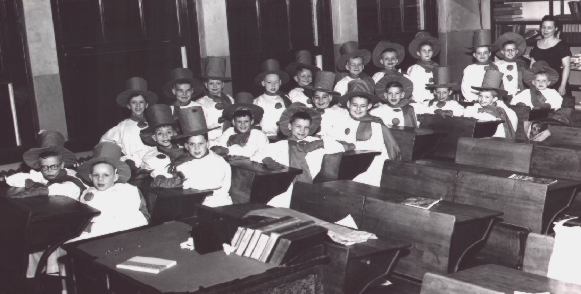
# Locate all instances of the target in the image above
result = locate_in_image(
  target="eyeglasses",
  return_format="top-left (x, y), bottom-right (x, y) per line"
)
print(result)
top-left (40, 164), bottom-right (60, 172)
top-left (503, 49), bottom-right (518, 53)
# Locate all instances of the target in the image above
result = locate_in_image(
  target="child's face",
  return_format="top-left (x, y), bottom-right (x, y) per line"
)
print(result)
top-left (294, 69), bottom-right (313, 87)
top-left (205, 79), bottom-right (225, 96)
top-left (313, 91), bottom-right (332, 110)
top-left (531, 122), bottom-right (543, 137)
top-left (478, 91), bottom-right (496, 107)
top-left (152, 125), bottom-right (176, 148)
top-left (90, 162), bottom-right (118, 191)
top-left (434, 87), bottom-right (452, 102)
top-left (39, 156), bottom-right (64, 180)
top-left (532, 73), bottom-right (550, 90)
top-left (347, 96), bottom-right (372, 119)
top-left (501, 43), bottom-right (518, 60)
top-left (127, 95), bottom-right (148, 116)
top-left (233, 115), bottom-right (253, 133)
top-left (172, 83), bottom-right (194, 105)
top-left (262, 74), bottom-right (281, 94)
top-left (184, 135), bottom-right (209, 158)
top-left (288, 118), bottom-right (311, 140)
top-left (345, 57), bottom-right (364, 76)
top-left (418, 44), bottom-right (433, 62)
top-left (385, 86), bottom-right (405, 106)
top-left (379, 51), bottom-right (398, 70)
top-left (473, 47), bottom-right (491, 63)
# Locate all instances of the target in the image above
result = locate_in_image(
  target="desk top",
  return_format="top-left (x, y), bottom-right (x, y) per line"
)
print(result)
top-left (1, 195), bottom-right (99, 223)
top-left (446, 264), bottom-right (581, 293)
top-left (228, 158), bottom-right (301, 176)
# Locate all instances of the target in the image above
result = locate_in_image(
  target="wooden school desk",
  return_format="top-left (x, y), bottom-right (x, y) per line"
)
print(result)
top-left (314, 150), bottom-right (380, 183)
top-left (146, 187), bottom-right (211, 224)
top-left (389, 126), bottom-right (442, 161)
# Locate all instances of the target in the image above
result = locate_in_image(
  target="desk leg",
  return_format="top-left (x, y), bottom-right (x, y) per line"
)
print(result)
top-left (449, 218), bottom-right (497, 273)
top-left (355, 249), bottom-right (402, 294)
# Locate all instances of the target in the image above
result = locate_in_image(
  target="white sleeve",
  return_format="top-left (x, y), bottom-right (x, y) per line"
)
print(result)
top-left (353, 123), bottom-right (385, 152)
top-left (547, 89), bottom-right (564, 109)
top-left (322, 138), bottom-right (346, 154)
top-left (100, 123), bottom-right (121, 144)
top-left (48, 182), bottom-right (81, 200)
top-left (510, 90), bottom-right (530, 107)
top-left (228, 130), bottom-right (269, 158)
top-left (461, 67), bottom-right (479, 102)
top-left (6, 171), bottom-right (45, 187)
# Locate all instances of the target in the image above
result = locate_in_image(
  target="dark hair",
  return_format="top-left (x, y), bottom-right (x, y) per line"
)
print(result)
top-left (91, 160), bottom-right (116, 172)
top-left (540, 15), bottom-right (561, 33)
top-left (502, 40), bottom-right (517, 49)
top-left (418, 41), bottom-right (433, 50)
top-left (39, 150), bottom-right (62, 160)
top-left (173, 79), bottom-right (193, 88)
top-left (380, 48), bottom-right (398, 58)
top-left (233, 109), bottom-right (253, 120)
top-left (290, 111), bottom-right (312, 124)
top-left (384, 81), bottom-right (404, 92)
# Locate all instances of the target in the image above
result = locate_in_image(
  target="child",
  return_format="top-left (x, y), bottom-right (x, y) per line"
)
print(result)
top-left (100, 77), bottom-right (158, 169)
top-left (464, 69), bottom-right (518, 138)
top-left (140, 104), bottom-right (186, 178)
top-left (333, 41), bottom-right (374, 96)
top-left (406, 32), bottom-right (441, 104)
top-left (494, 32), bottom-right (527, 98)
top-left (371, 75), bottom-right (418, 127)
top-left (371, 40), bottom-right (406, 83)
top-left (286, 50), bottom-right (320, 106)
top-left (253, 103), bottom-right (345, 207)
top-left (525, 120), bottom-right (551, 142)
top-left (164, 68), bottom-right (205, 114)
top-left (333, 79), bottom-right (401, 186)
top-left (461, 29), bottom-right (498, 103)
top-left (6, 130), bottom-right (83, 199)
top-left (75, 142), bottom-right (149, 241)
top-left (212, 92), bottom-right (269, 158)
top-left (197, 57), bottom-right (235, 145)
top-left (511, 61), bottom-right (562, 110)
top-left (308, 71), bottom-right (348, 138)
top-left (253, 59), bottom-right (291, 137)
top-left (425, 66), bottom-right (465, 117)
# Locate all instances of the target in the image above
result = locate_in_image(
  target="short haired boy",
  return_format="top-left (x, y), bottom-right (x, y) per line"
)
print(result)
top-left (371, 40), bottom-right (406, 84)
top-left (406, 32), bottom-right (441, 104)
top-left (425, 66), bottom-right (465, 117)
top-left (252, 103), bottom-right (346, 207)
top-left (212, 92), bottom-right (268, 158)
top-left (197, 57), bottom-right (235, 145)
top-left (307, 71), bottom-right (349, 138)
top-left (333, 41), bottom-right (374, 96)
top-left (461, 29), bottom-right (499, 103)
top-left (511, 61), bottom-right (563, 110)
top-left (371, 75), bottom-right (418, 127)
top-left (253, 59), bottom-right (292, 137)
top-left (6, 130), bottom-right (84, 199)
top-left (100, 77), bottom-right (158, 169)
top-left (464, 70), bottom-right (518, 138)
top-left (494, 32), bottom-right (527, 98)
top-left (164, 68), bottom-right (205, 114)
top-left (286, 50), bottom-right (320, 106)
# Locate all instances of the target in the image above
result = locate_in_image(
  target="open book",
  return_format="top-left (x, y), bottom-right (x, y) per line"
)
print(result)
top-left (400, 197), bottom-right (441, 210)
top-left (508, 174), bottom-right (557, 185)
top-left (116, 256), bottom-right (176, 274)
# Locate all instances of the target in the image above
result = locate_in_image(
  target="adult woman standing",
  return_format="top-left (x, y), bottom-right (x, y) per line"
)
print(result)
top-left (530, 15), bottom-right (572, 106)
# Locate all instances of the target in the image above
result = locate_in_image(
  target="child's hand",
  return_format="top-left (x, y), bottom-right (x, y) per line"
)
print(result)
top-left (211, 146), bottom-right (229, 157)
top-left (262, 157), bottom-right (286, 170)
top-left (558, 84), bottom-right (566, 96)
top-left (151, 175), bottom-right (183, 188)
top-left (337, 140), bottom-right (356, 151)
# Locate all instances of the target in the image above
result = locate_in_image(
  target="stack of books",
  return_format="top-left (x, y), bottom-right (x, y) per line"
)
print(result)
top-left (228, 216), bottom-right (326, 265)
top-left (571, 53), bottom-right (581, 70)
top-left (508, 173), bottom-right (557, 185)
top-left (568, 1), bottom-right (581, 19)
top-left (493, 1), bottom-right (523, 21)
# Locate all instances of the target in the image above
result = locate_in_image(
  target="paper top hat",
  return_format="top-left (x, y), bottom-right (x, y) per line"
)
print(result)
top-left (523, 61), bottom-right (560, 87)
top-left (408, 32), bottom-right (441, 59)
top-left (372, 40), bottom-right (405, 67)
top-left (253, 58), bottom-right (290, 85)
top-left (375, 74), bottom-right (414, 100)
top-left (163, 68), bottom-right (205, 100)
top-left (285, 50), bottom-right (320, 77)
top-left (306, 71), bottom-right (340, 96)
top-left (140, 104), bottom-right (178, 146)
top-left (340, 79), bottom-right (381, 105)
top-left (471, 69), bottom-right (508, 97)
top-left (172, 106), bottom-right (218, 141)
top-left (77, 142), bottom-right (131, 184)
top-left (470, 29), bottom-right (493, 49)
top-left (336, 41), bottom-right (372, 70)
top-left (222, 92), bottom-right (264, 124)
top-left (426, 66), bottom-right (458, 89)
top-left (494, 32), bottom-right (526, 59)
top-left (201, 56), bottom-right (231, 81)
top-left (22, 130), bottom-right (77, 170)
top-left (116, 77), bottom-right (158, 107)
top-left (278, 102), bottom-right (322, 137)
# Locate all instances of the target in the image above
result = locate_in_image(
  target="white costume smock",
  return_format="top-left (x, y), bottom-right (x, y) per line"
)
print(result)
top-left (319, 106), bottom-right (349, 139)
top-left (288, 87), bottom-right (312, 106)
top-left (510, 88), bottom-right (563, 110)
top-left (334, 76), bottom-right (356, 96)
top-left (6, 168), bottom-right (82, 200)
top-left (141, 149), bottom-right (172, 178)
top-left (461, 64), bottom-right (491, 102)
top-left (370, 104), bottom-right (416, 127)
top-left (196, 95), bottom-right (234, 144)
top-left (495, 60), bottom-right (522, 97)
top-left (407, 64), bottom-right (434, 103)
top-left (464, 101), bottom-right (518, 138)
top-left (426, 100), bottom-right (465, 116)
top-left (215, 127), bottom-right (269, 158)
top-left (100, 119), bottom-right (155, 168)
top-left (253, 94), bottom-right (287, 136)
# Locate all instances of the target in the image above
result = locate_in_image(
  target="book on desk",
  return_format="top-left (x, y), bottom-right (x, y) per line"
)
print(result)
top-left (400, 196), bottom-right (442, 210)
top-left (508, 174), bottom-right (557, 185)
top-left (116, 256), bottom-right (177, 274)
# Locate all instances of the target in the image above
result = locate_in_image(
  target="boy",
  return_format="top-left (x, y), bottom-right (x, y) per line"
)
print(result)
top-left (75, 142), bottom-right (148, 241)
top-left (253, 58), bottom-right (292, 137)
top-left (333, 41), bottom-right (374, 96)
top-left (494, 32), bottom-right (527, 98)
top-left (140, 104), bottom-right (186, 178)
top-left (308, 71), bottom-right (348, 138)
top-left (197, 57), bottom-right (235, 144)
top-left (286, 50), bottom-right (319, 106)
top-left (6, 130), bottom-right (83, 199)
top-left (333, 80), bottom-right (401, 186)
top-left (406, 32), bottom-right (441, 104)
top-left (461, 29), bottom-right (498, 103)
top-left (511, 61), bottom-right (563, 110)
top-left (100, 77), bottom-right (158, 169)
top-left (164, 68), bottom-right (205, 114)
top-left (371, 40), bottom-right (406, 83)
top-left (371, 75), bottom-right (418, 127)
top-left (425, 66), bottom-right (464, 117)
top-left (212, 92), bottom-right (268, 158)
top-left (252, 103), bottom-right (345, 207)
top-left (464, 69), bottom-right (518, 138)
